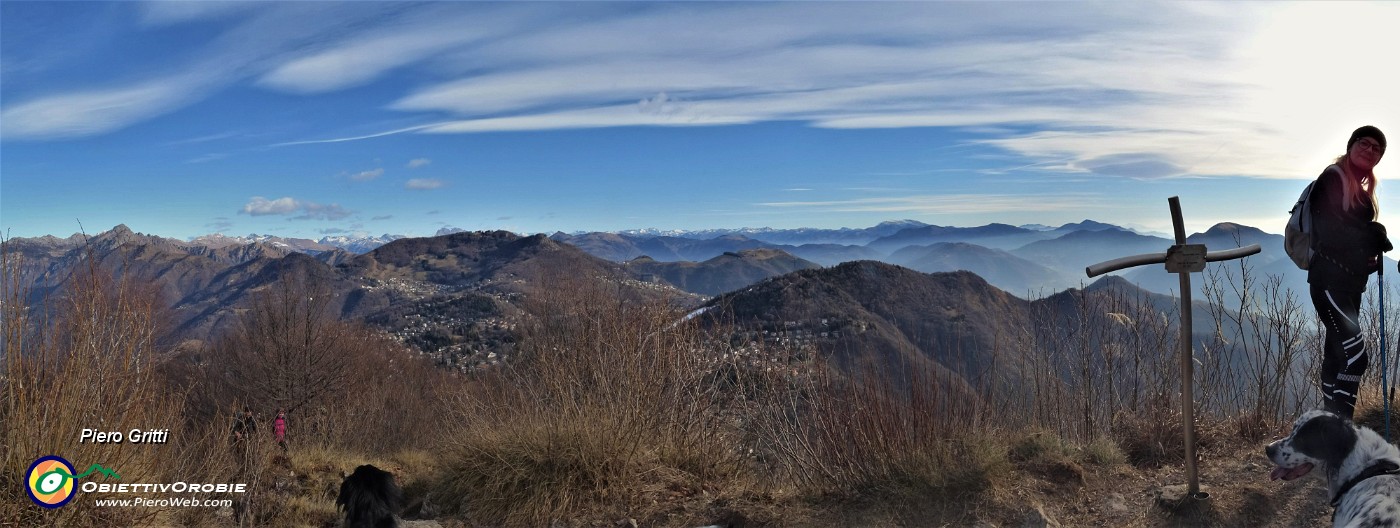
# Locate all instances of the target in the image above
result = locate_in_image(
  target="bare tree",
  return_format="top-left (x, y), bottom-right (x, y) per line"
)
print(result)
top-left (218, 272), bottom-right (351, 415)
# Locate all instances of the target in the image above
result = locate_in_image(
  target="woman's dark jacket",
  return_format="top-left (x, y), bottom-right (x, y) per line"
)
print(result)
top-left (1309, 164), bottom-right (1391, 292)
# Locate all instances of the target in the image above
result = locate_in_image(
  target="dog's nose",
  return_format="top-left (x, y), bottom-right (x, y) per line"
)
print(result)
top-left (1266, 443), bottom-right (1277, 458)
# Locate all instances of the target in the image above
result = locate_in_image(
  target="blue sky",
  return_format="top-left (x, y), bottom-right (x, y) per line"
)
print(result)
top-left (3, 1), bottom-right (1399, 241)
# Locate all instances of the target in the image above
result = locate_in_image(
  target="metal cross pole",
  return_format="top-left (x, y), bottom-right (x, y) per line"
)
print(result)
top-left (1085, 196), bottom-right (1261, 499)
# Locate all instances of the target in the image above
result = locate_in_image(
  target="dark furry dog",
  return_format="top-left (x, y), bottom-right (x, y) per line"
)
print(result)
top-left (336, 465), bottom-right (403, 528)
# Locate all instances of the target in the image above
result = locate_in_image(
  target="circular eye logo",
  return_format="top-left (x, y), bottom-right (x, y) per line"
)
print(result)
top-left (27, 456), bottom-right (76, 508)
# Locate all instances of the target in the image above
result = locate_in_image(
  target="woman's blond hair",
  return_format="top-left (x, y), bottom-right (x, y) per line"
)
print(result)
top-left (1335, 153), bottom-right (1379, 219)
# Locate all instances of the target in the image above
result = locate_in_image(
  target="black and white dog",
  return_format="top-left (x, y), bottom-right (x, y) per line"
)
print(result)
top-left (337, 464), bottom-right (403, 528)
top-left (1267, 409), bottom-right (1400, 526)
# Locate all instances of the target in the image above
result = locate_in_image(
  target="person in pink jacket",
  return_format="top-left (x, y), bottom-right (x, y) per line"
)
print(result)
top-left (273, 409), bottom-right (287, 451)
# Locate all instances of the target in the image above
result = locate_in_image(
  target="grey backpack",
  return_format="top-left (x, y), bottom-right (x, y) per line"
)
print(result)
top-left (1284, 165), bottom-right (1341, 269)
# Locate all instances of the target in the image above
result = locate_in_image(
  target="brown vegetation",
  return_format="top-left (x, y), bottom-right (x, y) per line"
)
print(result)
top-left (1, 240), bottom-right (450, 527)
top-left (0, 234), bottom-right (1372, 527)
top-left (436, 274), bottom-right (752, 526)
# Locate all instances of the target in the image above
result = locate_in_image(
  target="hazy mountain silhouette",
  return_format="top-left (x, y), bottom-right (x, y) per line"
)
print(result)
top-left (617, 219), bottom-right (930, 246)
top-left (1011, 229), bottom-right (1173, 277)
top-left (550, 232), bottom-right (777, 262)
top-left (1109, 222), bottom-right (1387, 305)
top-left (549, 231), bottom-right (647, 262)
top-left (6, 221), bottom-right (1289, 381)
top-left (783, 243), bottom-right (888, 267)
top-left (867, 223), bottom-right (1051, 253)
top-left (888, 242), bottom-right (1075, 295)
top-left (1046, 219), bottom-right (1130, 236)
top-left (624, 248), bottom-right (822, 296)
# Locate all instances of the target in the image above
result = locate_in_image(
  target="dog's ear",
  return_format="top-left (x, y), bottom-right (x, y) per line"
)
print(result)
top-left (1293, 413), bottom-right (1357, 468)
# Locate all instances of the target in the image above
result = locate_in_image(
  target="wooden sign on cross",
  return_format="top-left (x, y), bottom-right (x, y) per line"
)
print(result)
top-left (1086, 196), bottom-right (1261, 501)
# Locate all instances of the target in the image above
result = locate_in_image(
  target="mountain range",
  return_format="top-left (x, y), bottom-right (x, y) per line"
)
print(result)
top-left (4, 221), bottom-right (1289, 394)
top-left (15, 218), bottom-right (1305, 303)
top-left (5, 225), bottom-right (695, 370)
top-left (189, 232), bottom-right (407, 254)
top-left (550, 219), bottom-right (1300, 301)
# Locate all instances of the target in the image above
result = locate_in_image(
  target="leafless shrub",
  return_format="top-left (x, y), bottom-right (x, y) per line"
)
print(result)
top-left (1, 241), bottom-right (187, 526)
top-left (437, 274), bottom-right (748, 526)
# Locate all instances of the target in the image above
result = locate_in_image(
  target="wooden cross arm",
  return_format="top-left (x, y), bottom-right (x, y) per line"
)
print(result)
top-left (1085, 244), bottom-right (1261, 278)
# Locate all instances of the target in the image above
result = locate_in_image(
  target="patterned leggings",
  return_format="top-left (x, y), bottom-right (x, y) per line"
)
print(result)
top-left (1311, 284), bottom-right (1368, 419)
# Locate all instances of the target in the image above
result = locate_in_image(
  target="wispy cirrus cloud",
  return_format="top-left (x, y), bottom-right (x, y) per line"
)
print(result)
top-left (254, 4), bottom-right (540, 94)
top-left (294, 203), bottom-right (353, 221)
top-left (240, 196), bottom-right (300, 216)
top-left (138, 2), bottom-right (260, 27)
top-left (8, 2), bottom-right (1398, 184)
top-left (349, 168), bottom-right (384, 181)
top-left (406, 158), bottom-right (431, 169)
top-left (756, 193), bottom-right (1103, 215)
top-left (1, 77), bottom-right (201, 140)
top-left (238, 196), bottom-right (353, 220)
top-left (405, 178), bottom-right (446, 190)
top-left (274, 3), bottom-right (1399, 180)
top-left (2, 2), bottom-right (398, 140)
top-left (163, 131), bottom-right (241, 147)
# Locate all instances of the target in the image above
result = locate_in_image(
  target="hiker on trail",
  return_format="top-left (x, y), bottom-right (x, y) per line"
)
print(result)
top-left (273, 409), bottom-right (287, 452)
top-left (1310, 125), bottom-right (1389, 419)
top-left (231, 406), bottom-right (257, 443)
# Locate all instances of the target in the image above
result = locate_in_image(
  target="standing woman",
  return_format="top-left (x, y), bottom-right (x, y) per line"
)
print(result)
top-left (1311, 125), bottom-right (1390, 418)
top-left (274, 409), bottom-right (288, 452)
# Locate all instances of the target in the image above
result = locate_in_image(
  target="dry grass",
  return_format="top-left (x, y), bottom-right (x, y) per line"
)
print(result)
top-left (436, 276), bottom-right (752, 526)
top-left (3, 232), bottom-right (1372, 527)
top-left (1, 248), bottom-right (213, 526)
top-left (1078, 436), bottom-right (1128, 468)
top-left (1, 239), bottom-right (450, 528)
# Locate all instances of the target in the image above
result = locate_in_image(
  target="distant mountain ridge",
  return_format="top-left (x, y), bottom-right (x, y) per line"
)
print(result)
top-left (889, 242), bottom-right (1075, 295)
top-left (14, 218), bottom-right (1293, 304)
top-left (699, 260), bottom-right (1224, 391)
top-left (189, 233), bottom-right (406, 254)
top-left (625, 249), bottom-right (822, 296)
top-left (614, 220), bottom-right (931, 246)
top-left (551, 219), bottom-right (1204, 297)
top-left (4, 222), bottom-right (1286, 388)
top-left (5, 226), bottom-right (691, 355)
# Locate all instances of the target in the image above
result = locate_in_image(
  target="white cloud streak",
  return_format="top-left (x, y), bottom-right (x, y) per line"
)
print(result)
top-left (756, 194), bottom-right (1103, 215)
top-left (0, 77), bottom-right (205, 140)
top-left (407, 158), bottom-right (431, 169)
top-left (270, 123), bottom-right (445, 147)
top-left (2, 3), bottom-right (399, 140)
top-left (240, 196), bottom-right (300, 216)
top-left (9, 2), bottom-right (1399, 182)
top-left (316, 2), bottom-right (1400, 179)
top-left (405, 178), bottom-right (446, 190)
top-left (139, 1), bottom-right (260, 27)
top-left (350, 168), bottom-right (384, 181)
top-left (238, 196), bottom-right (352, 220)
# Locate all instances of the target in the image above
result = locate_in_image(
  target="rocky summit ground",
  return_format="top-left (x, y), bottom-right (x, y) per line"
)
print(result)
top-left (995, 412), bottom-right (1400, 528)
